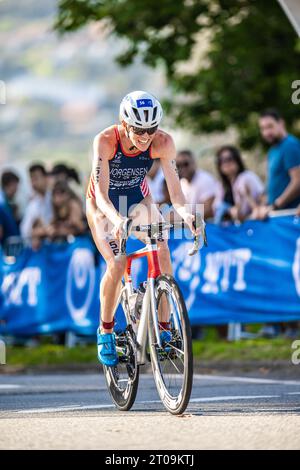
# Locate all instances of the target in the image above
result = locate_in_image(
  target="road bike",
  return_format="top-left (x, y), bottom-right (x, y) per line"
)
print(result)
top-left (101, 215), bottom-right (207, 415)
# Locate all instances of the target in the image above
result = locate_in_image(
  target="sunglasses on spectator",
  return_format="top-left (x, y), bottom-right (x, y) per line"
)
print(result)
top-left (53, 189), bottom-right (67, 195)
top-left (177, 161), bottom-right (191, 169)
top-left (219, 155), bottom-right (235, 165)
top-left (129, 125), bottom-right (158, 136)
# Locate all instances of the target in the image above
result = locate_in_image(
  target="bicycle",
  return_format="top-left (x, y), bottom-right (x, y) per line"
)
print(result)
top-left (101, 214), bottom-right (207, 415)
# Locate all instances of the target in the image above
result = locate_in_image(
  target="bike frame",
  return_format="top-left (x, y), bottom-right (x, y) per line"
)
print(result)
top-left (112, 238), bottom-right (162, 365)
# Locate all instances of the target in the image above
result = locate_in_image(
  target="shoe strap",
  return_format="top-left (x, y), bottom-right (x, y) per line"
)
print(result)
top-left (97, 333), bottom-right (115, 346)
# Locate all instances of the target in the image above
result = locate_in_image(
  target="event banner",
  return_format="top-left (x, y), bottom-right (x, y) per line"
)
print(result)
top-left (0, 215), bottom-right (299, 335)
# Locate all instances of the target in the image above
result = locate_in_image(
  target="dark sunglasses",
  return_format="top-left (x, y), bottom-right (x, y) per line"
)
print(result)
top-left (53, 189), bottom-right (67, 195)
top-left (177, 161), bottom-right (191, 169)
top-left (219, 155), bottom-right (235, 165)
top-left (130, 125), bottom-right (158, 136)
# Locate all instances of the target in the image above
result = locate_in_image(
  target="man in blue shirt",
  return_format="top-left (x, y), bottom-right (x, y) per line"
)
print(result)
top-left (259, 109), bottom-right (300, 212)
top-left (0, 171), bottom-right (20, 245)
top-left (258, 109), bottom-right (300, 339)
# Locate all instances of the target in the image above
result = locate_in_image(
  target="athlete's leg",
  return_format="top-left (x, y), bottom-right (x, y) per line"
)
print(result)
top-left (86, 199), bottom-right (125, 334)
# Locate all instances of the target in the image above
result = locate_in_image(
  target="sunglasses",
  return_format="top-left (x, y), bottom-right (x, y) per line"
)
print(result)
top-left (177, 161), bottom-right (191, 169)
top-left (219, 155), bottom-right (235, 165)
top-left (53, 189), bottom-right (67, 195)
top-left (129, 125), bottom-right (158, 136)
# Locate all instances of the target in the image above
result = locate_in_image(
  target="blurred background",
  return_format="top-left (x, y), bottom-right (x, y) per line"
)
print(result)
top-left (1, 0), bottom-right (300, 372)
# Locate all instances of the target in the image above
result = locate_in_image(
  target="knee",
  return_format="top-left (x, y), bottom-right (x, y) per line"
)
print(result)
top-left (107, 257), bottom-right (126, 280)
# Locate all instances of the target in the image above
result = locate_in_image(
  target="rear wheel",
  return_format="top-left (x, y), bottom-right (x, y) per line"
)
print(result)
top-left (102, 291), bottom-right (139, 411)
top-left (148, 274), bottom-right (193, 415)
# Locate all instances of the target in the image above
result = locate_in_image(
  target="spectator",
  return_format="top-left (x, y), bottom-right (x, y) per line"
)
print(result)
top-left (20, 164), bottom-right (53, 239)
top-left (146, 159), bottom-right (164, 203)
top-left (214, 146), bottom-right (265, 223)
top-left (258, 109), bottom-right (300, 339)
top-left (49, 163), bottom-right (83, 203)
top-left (0, 171), bottom-right (20, 225)
top-left (256, 109), bottom-right (300, 218)
top-left (50, 163), bottom-right (81, 186)
top-left (49, 181), bottom-right (86, 238)
top-left (0, 171), bottom-right (20, 244)
top-left (31, 181), bottom-right (86, 246)
top-left (176, 150), bottom-right (218, 218)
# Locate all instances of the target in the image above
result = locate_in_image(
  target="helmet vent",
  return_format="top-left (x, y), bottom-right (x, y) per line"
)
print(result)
top-left (132, 107), bottom-right (141, 122)
top-left (144, 109), bottom-right (149, 122)
top-left (152, 106), bottom-right (157, 121)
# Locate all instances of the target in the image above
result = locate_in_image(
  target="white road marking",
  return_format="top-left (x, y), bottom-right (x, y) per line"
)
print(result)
top-left (192, 374), bottom-right (300, 386)
top-left (189, 395), bottom-right (279, 403)
top-left (0, 385), bottom-right (22, 390)
top-left (17, 403), bottom-right (115, 414)
top-left (15, 394), bottom-right (280, 414)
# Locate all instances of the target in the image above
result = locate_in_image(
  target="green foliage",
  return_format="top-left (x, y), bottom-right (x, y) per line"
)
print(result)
top-left (56, 0), bottom-right (300, 147)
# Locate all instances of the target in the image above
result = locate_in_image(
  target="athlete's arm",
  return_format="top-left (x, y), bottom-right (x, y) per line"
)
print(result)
top-left (92, 130), bottom-right (124, 227)
top-left (155, 132), bottom-right (198, 233)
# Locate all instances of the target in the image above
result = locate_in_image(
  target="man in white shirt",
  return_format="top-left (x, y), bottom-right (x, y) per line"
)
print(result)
top-left (20, 164), bottom-right (53, 239)
top-left (176, 150), bottom-right (218, 218)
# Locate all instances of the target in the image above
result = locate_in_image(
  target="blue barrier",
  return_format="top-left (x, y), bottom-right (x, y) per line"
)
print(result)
top-left (0, 215), bottom-right (299, 335)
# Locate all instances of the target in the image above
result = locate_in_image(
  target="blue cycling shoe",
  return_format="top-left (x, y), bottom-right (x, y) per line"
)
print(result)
top-left (160, 330), bottom-right (172, 351)
top-left (97, 329), bottom-right (118, 367)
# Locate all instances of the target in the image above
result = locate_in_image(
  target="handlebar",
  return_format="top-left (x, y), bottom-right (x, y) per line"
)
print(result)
top-left (116, 213), bottom-right (208, 258)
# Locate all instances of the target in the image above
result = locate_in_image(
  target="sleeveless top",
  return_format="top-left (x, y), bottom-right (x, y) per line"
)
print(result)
top-left (86, 126), bottom-right (154, 213)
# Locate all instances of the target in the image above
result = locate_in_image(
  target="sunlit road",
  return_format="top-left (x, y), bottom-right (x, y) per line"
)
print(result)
top-left (0, 372), bottom-right (300, 449)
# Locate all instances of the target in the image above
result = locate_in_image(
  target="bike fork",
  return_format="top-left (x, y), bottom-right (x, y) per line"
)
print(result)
top-left (136, 277), bottom-right (161, 365)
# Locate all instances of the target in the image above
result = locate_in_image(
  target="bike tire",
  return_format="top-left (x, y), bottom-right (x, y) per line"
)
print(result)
top-left (148, 274), bottom-right (193, 415)
top-left (102, 292), bottom-right (139, 411)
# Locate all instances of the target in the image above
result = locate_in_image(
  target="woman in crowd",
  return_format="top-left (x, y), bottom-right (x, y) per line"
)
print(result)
top-left (214, 145), bottom-right (265, 223)
top-left (47, 181), bottom-right (86, 239)
top-left (31, 181), bottom-right (86, 248)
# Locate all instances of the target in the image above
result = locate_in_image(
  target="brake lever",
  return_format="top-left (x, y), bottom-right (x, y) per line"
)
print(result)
top-left (188, 213), bottom-right (208, 256)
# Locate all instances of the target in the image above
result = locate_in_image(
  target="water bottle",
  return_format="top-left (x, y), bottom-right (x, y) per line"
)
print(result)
top-left (135, 281), bottom-right (147, 319)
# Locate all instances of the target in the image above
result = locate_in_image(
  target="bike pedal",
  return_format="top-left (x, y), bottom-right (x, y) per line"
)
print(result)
top-left (118, 355), bottom-right (129, 363)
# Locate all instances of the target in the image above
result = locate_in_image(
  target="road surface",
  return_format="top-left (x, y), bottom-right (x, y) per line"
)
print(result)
top-left (0, 372), bottom-right (300, 449)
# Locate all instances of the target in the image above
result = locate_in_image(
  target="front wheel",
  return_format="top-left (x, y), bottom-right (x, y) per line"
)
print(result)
top-left (148, 274), bottom-right (193, 415)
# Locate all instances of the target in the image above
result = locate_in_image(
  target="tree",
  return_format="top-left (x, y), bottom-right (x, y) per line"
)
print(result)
top-left (55, 0), bottom-right (300, 147)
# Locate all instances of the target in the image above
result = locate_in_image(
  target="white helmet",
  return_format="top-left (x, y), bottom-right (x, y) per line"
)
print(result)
top-left (120, 90), bottom-right (163, 128)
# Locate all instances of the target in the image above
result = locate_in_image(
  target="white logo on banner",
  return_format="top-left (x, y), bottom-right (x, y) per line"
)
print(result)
top-left (292, 237), bottom-right (300, 297)
top-left (202, 249), bottom-right (251, 294)
top-left (172, 244), bottom-right (251, 307)
top-left (1, 268), bottom-right (41, 306)
top-left (66, 248), bottom-right (95, 325)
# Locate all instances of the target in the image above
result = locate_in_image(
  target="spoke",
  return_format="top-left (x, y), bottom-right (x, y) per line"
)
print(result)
top-left (167, 356), bottom-right (182, 374)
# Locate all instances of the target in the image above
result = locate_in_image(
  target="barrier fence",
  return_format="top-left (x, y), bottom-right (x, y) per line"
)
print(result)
top-left (0, 214), bottom-right (299, 336)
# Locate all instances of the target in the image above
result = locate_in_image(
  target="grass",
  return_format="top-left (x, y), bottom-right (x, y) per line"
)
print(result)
top-left (192, 338), bottom-right (293, 362)
top-left (2, 336), bottom-right (294, 369)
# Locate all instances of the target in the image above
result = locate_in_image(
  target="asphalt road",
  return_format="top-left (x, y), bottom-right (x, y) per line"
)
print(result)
top-left (0, 371), bottom-right (300, 449)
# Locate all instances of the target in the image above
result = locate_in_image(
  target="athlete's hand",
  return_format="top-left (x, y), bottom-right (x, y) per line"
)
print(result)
top-left (183, 213), bottom-right (201, 236)
top-left (112, 217), bottom-right (126, 240)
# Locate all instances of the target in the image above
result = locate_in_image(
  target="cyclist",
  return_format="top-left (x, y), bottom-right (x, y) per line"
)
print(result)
top-left (86, 90), bottom-right (198, 367)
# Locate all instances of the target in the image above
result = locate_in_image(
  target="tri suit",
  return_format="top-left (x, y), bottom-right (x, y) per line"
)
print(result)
top-left (87, 125), bottom-right (154, 216)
